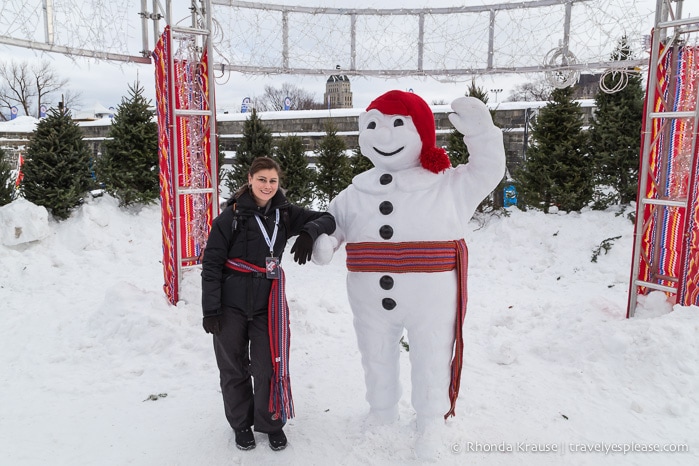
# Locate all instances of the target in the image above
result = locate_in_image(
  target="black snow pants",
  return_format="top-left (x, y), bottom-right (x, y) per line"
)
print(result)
top-left (212, 307), bottom-right (284, 434)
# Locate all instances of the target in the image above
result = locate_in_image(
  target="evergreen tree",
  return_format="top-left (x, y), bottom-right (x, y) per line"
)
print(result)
top-left (21, 106), bottom-right (92, 220)
top-left (349, 146), bottom-right (373, 178)
top-left (0, 148), bottom-right (14, 206)
top-left (514, 86), bottom-right (593, 213)
top-left (215, 138), bottom-right (226, 196)
top-left (224, 108), bottom-right (273, 194)
top-left (275, 135), bottom-right (315, 207)
top-left (446, 124), bottom-right (470, 167)
top-left (589, 36), bottom-right (645, 208)
top-left (446, 79), bottom-right (497, 166)
top-left (95, 82), bottom-right (158, 207)
top-left (314, 122), bottom-right (351, 207)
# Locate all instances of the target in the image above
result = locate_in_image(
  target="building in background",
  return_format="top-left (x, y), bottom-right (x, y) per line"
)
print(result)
top-left (72, 102), bottom-right (114, 121)
top-left (572, 74), bottom-right (603, 100)
top-left (324, 74), bottom-right (353, 109)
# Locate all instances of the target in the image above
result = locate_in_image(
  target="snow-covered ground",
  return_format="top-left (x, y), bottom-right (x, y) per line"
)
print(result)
top-left (1, 195), bottom-right (697, 465)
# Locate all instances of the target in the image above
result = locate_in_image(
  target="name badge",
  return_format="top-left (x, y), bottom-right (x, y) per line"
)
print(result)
top-left (266, 257), bottom-right (280, 279)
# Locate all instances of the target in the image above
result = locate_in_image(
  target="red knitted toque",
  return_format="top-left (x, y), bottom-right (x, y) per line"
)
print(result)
top-left (366, 90), bottom-right (451, 173)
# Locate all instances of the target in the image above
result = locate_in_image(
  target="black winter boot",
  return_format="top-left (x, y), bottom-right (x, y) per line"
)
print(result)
top-left (234, 427), bottom-right (256, 450)
top-left (268, 430), bottom-right (287, 451)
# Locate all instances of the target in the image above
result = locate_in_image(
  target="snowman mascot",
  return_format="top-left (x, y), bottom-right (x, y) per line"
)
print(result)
top-left (313, 90), bottom-right (505, 456)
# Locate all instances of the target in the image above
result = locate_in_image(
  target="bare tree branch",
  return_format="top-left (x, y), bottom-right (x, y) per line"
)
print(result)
top-left (0, 61), bottom-right (34, 116)
top-left (0, 59), bottom-right (77, 118)
top-left (256, 82), bottom-right (323, 111)
top-left (0, 89), bottom-right (11, 121)
top-left (33, 60), bottom-right (69, 117)
top-left (62, 89), bottom-right (84, 114)
top-left (508, 80), bottom-right (553, 102)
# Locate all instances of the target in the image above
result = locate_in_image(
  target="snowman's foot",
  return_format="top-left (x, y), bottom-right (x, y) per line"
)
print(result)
top-left (414, 432), bottom-right (441, 462)
top-left (364, 406), bottom-right (399, 427)
top-left (414, 417), bottom-right (447, 461)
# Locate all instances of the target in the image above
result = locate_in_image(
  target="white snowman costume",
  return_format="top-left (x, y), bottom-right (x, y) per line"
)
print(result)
top-left (313, 90), bottom-right (505, 440)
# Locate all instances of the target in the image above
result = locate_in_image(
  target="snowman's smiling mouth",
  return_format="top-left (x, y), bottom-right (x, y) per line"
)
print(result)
top-left (374, 146), bottom-right (404, 156)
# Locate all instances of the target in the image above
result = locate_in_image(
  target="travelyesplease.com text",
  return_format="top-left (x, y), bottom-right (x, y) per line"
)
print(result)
top-left (451, 441), bottom-right (689, 455)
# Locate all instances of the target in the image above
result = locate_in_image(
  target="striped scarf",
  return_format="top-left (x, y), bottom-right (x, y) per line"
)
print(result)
top-left (345, 240), bottom-right (468, 420)
top-left (224, 258), bottom-right (295, 422)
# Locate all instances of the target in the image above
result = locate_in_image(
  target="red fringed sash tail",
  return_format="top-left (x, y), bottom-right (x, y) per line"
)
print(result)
top-left (345, 240), bottom-right (469, 419)
top-left (225, 258), bottom-right (295, 422)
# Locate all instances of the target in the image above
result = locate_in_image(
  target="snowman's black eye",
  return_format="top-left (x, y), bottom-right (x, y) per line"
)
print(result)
top-left (367, 121), bottom-right (376, 129)
top-left (393, 119), bottom-right (404, 127)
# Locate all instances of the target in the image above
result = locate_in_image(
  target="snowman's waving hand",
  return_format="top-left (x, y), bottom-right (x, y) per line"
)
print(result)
top-left (448, 96), bottom-right (495, 140)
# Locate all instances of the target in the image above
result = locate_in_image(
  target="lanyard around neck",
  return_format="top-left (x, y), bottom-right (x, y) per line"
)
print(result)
top-left (254, 209), bottom-right (280, 256)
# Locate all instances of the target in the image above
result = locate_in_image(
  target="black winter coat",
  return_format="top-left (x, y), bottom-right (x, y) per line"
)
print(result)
top-left (201, 189), bottom-right (336, 319)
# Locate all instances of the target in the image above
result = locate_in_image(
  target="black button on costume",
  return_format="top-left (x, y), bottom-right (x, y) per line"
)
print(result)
top-left (379, 275), bottom-right (394, 290)
top-left (382, 298), bottom-right (397, 310)
top-left (379, 225), bottom-right (394, 239)
top-left (379, 201), bottom-right (393, 215)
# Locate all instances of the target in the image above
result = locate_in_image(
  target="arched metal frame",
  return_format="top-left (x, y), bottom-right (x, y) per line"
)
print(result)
top-left (209, 0), bottom-right (646, 79)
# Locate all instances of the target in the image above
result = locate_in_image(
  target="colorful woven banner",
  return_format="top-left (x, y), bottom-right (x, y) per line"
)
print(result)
top-left (635, 44), bottom-right (699, 307)
top-left (153, 28), bottom-right (178, 304)
top-left (174, 46), bottom-right (215, 269)
top-left (682, 155), bottom-right (699, 305)
top-left (677, 47), bottom-right (699, 306)
top-left (14, 153), bottom-right (24, 187)
top-left (153, 26), bottom-right (217, 305)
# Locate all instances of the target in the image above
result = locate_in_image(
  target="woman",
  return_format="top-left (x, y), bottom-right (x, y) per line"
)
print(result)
top-left (201, 156), bottom-right (335, 451)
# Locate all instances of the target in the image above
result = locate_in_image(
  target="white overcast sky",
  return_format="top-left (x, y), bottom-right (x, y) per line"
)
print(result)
top-left (1, 0), bottom-right (661, 113)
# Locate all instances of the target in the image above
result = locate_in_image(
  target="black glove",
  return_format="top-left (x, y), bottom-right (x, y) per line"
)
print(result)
top-left (202, 315), bottom-right (221, 335)
top-left (290, 231), bottom-right (314, 265)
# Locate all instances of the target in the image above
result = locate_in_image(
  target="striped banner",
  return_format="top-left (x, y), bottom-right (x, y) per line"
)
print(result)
top-left (682, 162), bottom-right (699, 305)
top-left (677, 47), bottom-right (699, 306)
top-left (153, 26), bottom-right (216, 305)
top-left (173, 47), bottom-right (215, 268)
top-left (636, 44), bottom-right (699, 306)
top-left (153, 28), bottom-right (178, 304)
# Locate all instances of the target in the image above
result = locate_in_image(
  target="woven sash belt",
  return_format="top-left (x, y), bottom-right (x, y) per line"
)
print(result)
top-left (225, 258), bottom-right (295, 422)
top-left (345, 239), bottom-right (469, 419)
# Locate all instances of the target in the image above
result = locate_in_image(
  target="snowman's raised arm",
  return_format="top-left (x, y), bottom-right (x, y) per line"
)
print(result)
top-left (448, 97), bottom-right (506, 210)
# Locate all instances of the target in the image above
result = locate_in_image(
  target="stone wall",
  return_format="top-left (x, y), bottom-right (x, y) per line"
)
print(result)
top-left (216, 101), bottom-right (594, 176)
top-left (1, 101), bottom-right (596, 175)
